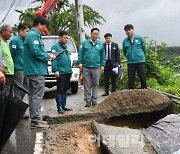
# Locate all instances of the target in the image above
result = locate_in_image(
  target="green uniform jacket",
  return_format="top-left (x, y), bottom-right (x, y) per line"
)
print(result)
top-left (23, 28), bottom-right (50, 75)
top-left (122, 34), bottom-right (146, 64)
top-left (9, 34), bottom-right (24, 71)
top-left (0, 38), bottom-right (14, 75)
top-left (78, 39), bottom-right (106, 68)
top-left (51, 42), bottom-right (72, 74)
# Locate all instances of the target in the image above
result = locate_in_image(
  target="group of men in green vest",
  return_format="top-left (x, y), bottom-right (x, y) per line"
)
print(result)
top-left (0, 16), bottom-right (71, 128)
top-left (0, 15), bottom-right (147, 129)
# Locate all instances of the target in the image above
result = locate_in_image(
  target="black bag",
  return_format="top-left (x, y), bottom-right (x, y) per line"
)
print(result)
top-left (0, 94), bottom-right (7, 140)
top-left (0, 84), bottom-right (28, 152)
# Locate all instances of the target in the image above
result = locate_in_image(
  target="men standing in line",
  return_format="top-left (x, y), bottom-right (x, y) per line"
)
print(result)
top-left (0, 25), bottom-right (14, 99)
top-left (51, 31), bottom-right (73, 114)
top-left (78, 28), bottom-right (106, 107)
top-left (9, 23), bottom-right (29, 100)
top-left (23, 16), bottom-right (56, 128)
top-left (122, 24), bottom-right (147, 89)
top-left (102, 33), bottom-right (121, 96)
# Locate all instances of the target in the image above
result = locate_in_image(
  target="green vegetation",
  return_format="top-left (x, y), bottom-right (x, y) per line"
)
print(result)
top-left (160, 46), bottom-right (180, 73)
top-left (100, 39), bottom-right (180, 96)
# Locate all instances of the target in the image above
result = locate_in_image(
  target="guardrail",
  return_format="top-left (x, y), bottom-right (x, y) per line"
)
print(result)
top-left (148, 87), bottom-right (180, 105)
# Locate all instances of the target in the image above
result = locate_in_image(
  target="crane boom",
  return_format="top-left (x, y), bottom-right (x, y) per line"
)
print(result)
top-left (35, 0), bottom-right (63, 35)
top-left (36, 0), bottom-right (62, 19)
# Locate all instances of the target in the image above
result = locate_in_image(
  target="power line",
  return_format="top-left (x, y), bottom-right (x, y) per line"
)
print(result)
top-left (5, 0), bottom-right (26, 25)
top-left (14, 0), bottom-right (34, 25)
top-left (1, 0), bottom-right (34, 26)
top-left (0, 0), bottom-right (16, 25)
top-left (0, 0), bottom-right (40, 26)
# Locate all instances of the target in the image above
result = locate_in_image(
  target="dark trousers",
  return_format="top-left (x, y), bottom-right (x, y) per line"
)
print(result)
top-left (104, 60), bottom-right (117, 93)
top-left (57, 74), bottom-right (71, 94)
top-left (127, 63), bottom-right (147, 89)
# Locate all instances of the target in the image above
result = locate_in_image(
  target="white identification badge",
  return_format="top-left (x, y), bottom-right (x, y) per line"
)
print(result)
top-left (34, 40), bottom-right (39, 45)
top-left (52, 49), bottom-right (56, 53)
top-left (12, 45), bottom-right (16, 49)
top-left (96, 45), bottom-right (99, 48)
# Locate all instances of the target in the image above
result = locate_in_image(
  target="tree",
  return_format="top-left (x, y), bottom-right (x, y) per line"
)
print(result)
top-left (14, 0), bottom-right (105, 44)
top-left (160, 46), bottom-right (180, 73)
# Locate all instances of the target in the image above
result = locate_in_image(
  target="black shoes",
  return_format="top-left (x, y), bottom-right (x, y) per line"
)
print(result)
top-left (85, 101), bottom-right (97, 107)
top-left (85, 101), bottom-right (91, 107)
top-left (92, 101), bottom-right (97, 106)
top-left (102, 92), bottom-right (109, 96)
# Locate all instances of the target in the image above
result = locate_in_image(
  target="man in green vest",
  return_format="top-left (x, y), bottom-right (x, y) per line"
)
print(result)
top-left (51, 30), bottom-right (73, 114)
top-left (78, 28), bottom-right (106, 107)
top-left (122, 24), bottom-right (147, 89)
top-left (23, 16), bottom-right (56, 128)
top-left (9, 23), bottom-right (30, 100)
top-left (0, 25), bottom-right (13, 99)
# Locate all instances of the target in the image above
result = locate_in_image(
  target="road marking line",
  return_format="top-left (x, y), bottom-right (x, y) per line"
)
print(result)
top-left (34, 132), bottom-right (43, 154)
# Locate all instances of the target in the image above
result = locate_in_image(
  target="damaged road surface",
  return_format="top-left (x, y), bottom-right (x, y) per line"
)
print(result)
top-left (43, 89), bottom-right (176, 154)
top-left (45, 89), bottom-right (173, 124)
top-left (92, 121), bottom-right (156, 154)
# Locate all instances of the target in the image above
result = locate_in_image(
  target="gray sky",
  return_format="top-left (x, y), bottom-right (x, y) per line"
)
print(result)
top-left (1, 0), bottom-right (180, 47)
top-left (0, 0), bottom-right (38, 26)
top-left (80, 0), bottom-right (180, 47)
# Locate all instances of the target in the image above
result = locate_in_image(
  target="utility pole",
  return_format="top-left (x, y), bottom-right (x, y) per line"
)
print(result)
top-left (75, 0), bottom-right (85, 49)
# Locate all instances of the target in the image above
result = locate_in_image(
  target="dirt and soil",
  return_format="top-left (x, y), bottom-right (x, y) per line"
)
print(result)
top-left (92, 89), bottom-right (173, 119)
top-left (43, 121), bottom-right (100, 154)
top-left (43, 89), bottom-right (173, 154)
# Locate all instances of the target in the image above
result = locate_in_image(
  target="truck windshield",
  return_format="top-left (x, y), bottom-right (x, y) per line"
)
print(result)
top-left (42, 37), bottom-right (76, 53)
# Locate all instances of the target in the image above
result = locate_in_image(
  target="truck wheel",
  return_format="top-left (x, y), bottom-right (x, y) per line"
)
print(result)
top-left (71, 82), bottom-right (78, 94)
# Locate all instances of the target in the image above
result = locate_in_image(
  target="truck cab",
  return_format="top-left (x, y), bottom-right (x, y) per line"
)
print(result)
top-left (42, 35), bottom-right (79, 93)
